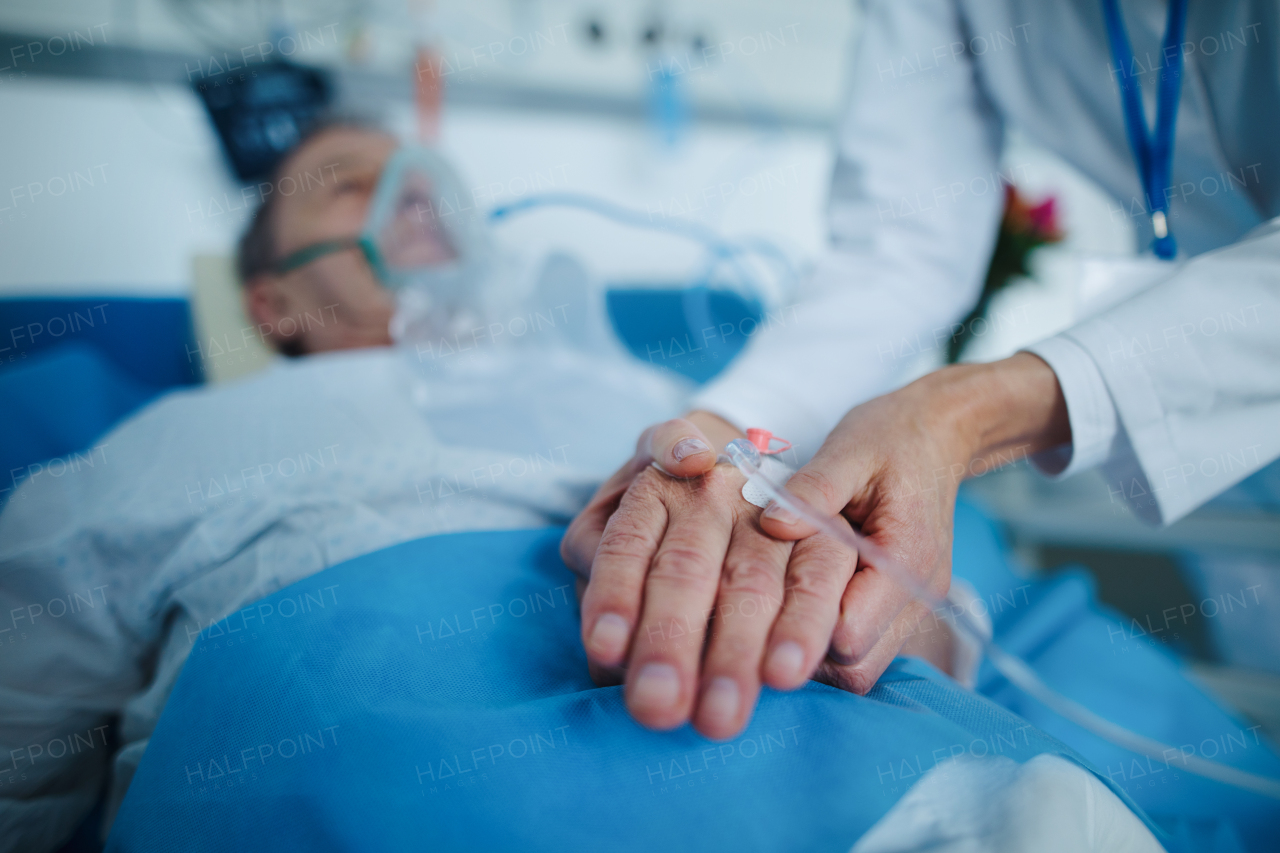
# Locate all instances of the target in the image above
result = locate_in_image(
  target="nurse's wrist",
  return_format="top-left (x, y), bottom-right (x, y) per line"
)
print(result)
top-left (927, 353), bottom-right (1070, 475)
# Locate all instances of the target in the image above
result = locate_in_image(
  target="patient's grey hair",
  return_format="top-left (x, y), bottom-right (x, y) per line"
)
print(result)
top-left (235, 115), bottom-right (388, 286)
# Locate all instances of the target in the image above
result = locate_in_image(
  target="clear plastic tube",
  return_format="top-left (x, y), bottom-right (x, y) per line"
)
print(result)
top-left (723, 438), bottom-right (1280, 800)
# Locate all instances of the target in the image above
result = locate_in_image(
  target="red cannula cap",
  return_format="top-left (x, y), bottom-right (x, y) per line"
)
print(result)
top-left (745, 428), bottom-right (792, 456)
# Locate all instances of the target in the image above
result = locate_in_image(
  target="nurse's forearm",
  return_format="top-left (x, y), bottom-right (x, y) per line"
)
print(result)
top-left (685, 353), bottom-right (1069, 477)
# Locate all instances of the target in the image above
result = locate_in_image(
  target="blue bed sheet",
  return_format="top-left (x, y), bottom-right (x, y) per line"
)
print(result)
top-left (109, 524), bottom-right (1139, 853)
top-left (953, 501), bottom-right (1280, 851)
top-left (107, 504), bottom-right (1280, 852)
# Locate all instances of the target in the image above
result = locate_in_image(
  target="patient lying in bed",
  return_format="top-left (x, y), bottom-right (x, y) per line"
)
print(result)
top-left (0, 122), bottom-right (1259, 853)
top-left (0, 121), bottom-right (681, 849)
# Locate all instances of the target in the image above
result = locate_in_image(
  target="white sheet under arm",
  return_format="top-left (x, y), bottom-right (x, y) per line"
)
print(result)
top-left (852, 753), bottom-right (1163, 853)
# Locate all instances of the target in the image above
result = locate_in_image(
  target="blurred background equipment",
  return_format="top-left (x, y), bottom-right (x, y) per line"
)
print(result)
top-left (193, 61), bottom-right (332, 181)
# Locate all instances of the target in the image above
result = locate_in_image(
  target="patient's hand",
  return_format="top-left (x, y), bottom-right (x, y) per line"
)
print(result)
top-left (562, 413), bottom-right (857, 740)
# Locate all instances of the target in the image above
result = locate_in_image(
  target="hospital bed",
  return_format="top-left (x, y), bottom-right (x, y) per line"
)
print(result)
top-left (2, 289), bottom-right (1278, 853)
top-left (107, 509), bottom-right (1280, 852)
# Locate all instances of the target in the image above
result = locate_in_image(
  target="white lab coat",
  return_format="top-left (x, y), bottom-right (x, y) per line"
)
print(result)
top-left (691, 0), bottom-right (1280, 524)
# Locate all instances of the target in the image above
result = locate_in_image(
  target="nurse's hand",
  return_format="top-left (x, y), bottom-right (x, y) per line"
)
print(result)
top-left (561, 411), bottom-right (857, 740)
top-left (760, 353), bottom-right (1071, 690)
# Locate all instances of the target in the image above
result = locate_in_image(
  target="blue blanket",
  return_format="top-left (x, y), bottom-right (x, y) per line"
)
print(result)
top-left (109, 524), bottom-right (1135, 852)
top-left (108, 504), bottom-right (1280, 852)
top-left (950, 503), bottom-right (1280, 851)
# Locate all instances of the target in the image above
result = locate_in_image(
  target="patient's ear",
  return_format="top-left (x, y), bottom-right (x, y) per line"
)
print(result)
top-left (242, 276), bottom-right (304, 354)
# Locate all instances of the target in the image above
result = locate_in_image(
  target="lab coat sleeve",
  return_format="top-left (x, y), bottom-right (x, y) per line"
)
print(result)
top-left (691, 0), bottom-right (1006, 454)
top-left (1034, 218), bottom-right (1280, 524)
top-left (1023, 334), bottom-right (1122, 478)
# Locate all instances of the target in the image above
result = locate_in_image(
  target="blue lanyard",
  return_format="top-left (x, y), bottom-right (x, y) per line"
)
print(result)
top-left (1100, 0), bottom-right (1188, 259)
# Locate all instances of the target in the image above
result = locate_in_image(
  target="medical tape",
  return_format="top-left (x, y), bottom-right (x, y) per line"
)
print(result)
top-left (741, 456), bottom-right (793, 508)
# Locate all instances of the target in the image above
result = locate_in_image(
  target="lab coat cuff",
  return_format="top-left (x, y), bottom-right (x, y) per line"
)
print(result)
top-left (1062, 317), bottom-right (1191, 524)
top-left (1021, 336), bottom-right (1120, 479)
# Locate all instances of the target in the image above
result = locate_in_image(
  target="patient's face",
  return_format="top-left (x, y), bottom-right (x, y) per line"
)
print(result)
top-left (251, 127), bottom-right (399, 354)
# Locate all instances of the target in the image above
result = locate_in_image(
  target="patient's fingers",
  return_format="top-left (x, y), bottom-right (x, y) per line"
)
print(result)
top-left (624, 473), bottom-right (734, 731)
top-left (579, 473), bottom-right (669, 668)
top-left (561, 416), bottom-right (712, 578)
top-left (693, 518), bottom-right (791, 740)
top-left (560, 453), bottom-right (652, 577)
top-left (581, 568), bottom-right (626, 686)
top-left (645, 418), bottom-right (716, 479)
top-left (761, 530), bottom-right (857, 692)
top-left (561, 503), bottom-right (609, 578)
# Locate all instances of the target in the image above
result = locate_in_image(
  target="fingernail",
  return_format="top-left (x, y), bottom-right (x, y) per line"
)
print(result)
top-left (671, 438), bottom-right (710, 462)
top-left (631, 663), bottom-right (681, 713)
top-left (768, 641), bottom-right (805, 683)
top-left (763, 502), bottom-right (798, 525)
top-left (589, 613), bottom-right (629, 660)
top-left (828, 637), bottom-right (856, 666)
top-left (700, 677), bottom-right (740, 729)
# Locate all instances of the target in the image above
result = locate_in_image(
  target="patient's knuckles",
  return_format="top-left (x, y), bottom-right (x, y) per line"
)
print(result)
top-left (720, 558), bottom-right (783, 602)
top-left (595, 524), bottom-right (658, 566)
top-left (622, 471), bottom-right (679, 513)
top-left (649, 545), bottom-right (718, 588)
top-left (597, 497), bottom-right (665, 552)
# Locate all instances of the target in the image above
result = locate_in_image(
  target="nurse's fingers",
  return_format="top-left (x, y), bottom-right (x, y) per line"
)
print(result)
top-left (587, 658), bottom-right (626, 687)
top-left (624, 473), bottom-right (736, 731)
top-left (692, 519), bottom-right (792, 740)
top-left (827, 558), bottom-right (921, 670)
top-left (826, 514), bottom-right (950, 669)
top-left (814, 598), bottom-right (938, 695)
top-left (645, 418), bottom-right (718, 479)
top-left (761, 529), bottom-right (858, 691)
top-left (578, 472), bottom-right (669, 668)
top-left (759, 424), bottom-right (872, 540)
